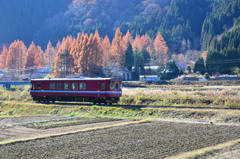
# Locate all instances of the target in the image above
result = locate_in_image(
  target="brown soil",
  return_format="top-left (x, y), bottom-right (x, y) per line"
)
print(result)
top-left (0, 116), bottom-right (126, 142)
top-left (0, 120), bottom-right (240, 159)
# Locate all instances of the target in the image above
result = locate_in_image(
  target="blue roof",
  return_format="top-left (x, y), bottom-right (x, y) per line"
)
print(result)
top-left (177, 63), bottom-right (187, 69)
top-left (38, 68), bottom-right (51, 73)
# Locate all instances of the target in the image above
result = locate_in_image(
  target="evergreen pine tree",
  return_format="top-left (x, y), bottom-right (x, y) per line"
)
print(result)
top-left (124, 42), bottom-right (134, 71)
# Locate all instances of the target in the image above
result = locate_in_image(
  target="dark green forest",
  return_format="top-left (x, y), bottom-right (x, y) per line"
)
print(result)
top-left (1, 0), bottom-right (240, 75)
top-left (0, 0), bottom-right (71, 47)
top-left (121, 0), bottom-right (210, 52)
top-left (1, 0), bottom-right (240, 51)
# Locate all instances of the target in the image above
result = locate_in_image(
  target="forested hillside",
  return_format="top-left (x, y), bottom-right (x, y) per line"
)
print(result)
top-left (1, 0), bottom-right (240, 53)
top-left (1, 0), bottom-right (240, 77)
top-left (201, 0), bottom-right (240, 50)
top-left (122, 0), bottom-right (210, 52)
top-left (35, 0), bottom-right (172, 48)
top-left (0, 0), bottom-right (72, 47)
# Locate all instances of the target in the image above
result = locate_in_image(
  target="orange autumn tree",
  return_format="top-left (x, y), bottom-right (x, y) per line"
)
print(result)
top-left (55, 40), bottom-right (62, 52)
top-left (202, 51), bottom-right (208, 63)
top-left (0, 45), bottom-right (8, 69)
top-left (5, 40), bottom-right (27, 74)
top-left (44, 41), bottom-right (57, 67)
top-left (5, 41), bottom-right (18, 70)
top-left (101, 35), bottom-right (111, 68)
top-left (53, 36), bottom-right (74, 77)
top-left (87, 34), bottom-right (103, 76)
top-left (110, 28), bottom-right (125, 68)
top-left (154, 32), bottom-right (169, 64)
top-left (140, 34), bottom-right (148, 48)
top-left (122, 30), bottom-right (133, 51)
top-left (93, 29), bottom-right (102, 44)
top-left (72, 33), bottom-right (87, 75)
top-left (93, 31), bottom-right (103, 68)
top-left (132, 34), bottom-right (142, 52)
top-left (35, 45), bottom-right (44, 70)
top-left (71, 33), bottom-right (103, 77)
top-left (144, 34), bottom-right (154, 53)
top-left (17, 40), bottom-right (28, 74)
top-left (25, 41), bottom-right (38, 73)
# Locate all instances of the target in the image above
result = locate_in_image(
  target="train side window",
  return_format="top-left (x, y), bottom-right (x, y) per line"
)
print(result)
top-left (49, 83), bottom-right (55, 90)
top-left (64, 83), bottom-right (70, 90)
top-left (32, 83), bottom-right (35, 89)
top-left (72, 83), bottom-right (78, 90)
top-left (115, 83), bottom-right (119, 90)
top-left (57, 83), bottom-right (63, 90)
top-left (109, 81), bottom-right (115, 89)
top-left (80, 83), bottom-right (86, 90)
top-left (38, 83), bottom-right (41, 89)
top-left (101, 83), bottom-right (105, 90)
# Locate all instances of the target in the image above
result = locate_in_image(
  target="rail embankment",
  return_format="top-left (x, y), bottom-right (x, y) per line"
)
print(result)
top-left (1, 102), bottom-right (240, 124)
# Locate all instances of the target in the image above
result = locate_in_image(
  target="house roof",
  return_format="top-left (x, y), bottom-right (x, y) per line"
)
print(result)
top-left (37, 68), bottom-right (52, 73)
top-left (177, 63), bottom-right (187, 69)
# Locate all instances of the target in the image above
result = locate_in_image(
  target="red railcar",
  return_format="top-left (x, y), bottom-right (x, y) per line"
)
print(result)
top-left (30, 78), bottom-right (122, 104)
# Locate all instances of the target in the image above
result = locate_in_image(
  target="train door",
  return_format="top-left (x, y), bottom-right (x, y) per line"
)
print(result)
top-left (101, 82), bottom-right (106, 97)
top-left (97, 81), bottom-right (100, 97)
top-left (72, 83), bottom-right (78, 101)
top-left (115, 81), bottom-right (119, 97)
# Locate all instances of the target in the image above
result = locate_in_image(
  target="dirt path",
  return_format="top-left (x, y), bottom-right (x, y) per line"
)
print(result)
top-left (0, 116), bottom-right (127, 142)
top-left (210, 149), bottom-right (240, 159)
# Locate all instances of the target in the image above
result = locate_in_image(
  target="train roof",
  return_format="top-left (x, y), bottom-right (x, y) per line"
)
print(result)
top-left (31, 78), bottom-right (121, 82)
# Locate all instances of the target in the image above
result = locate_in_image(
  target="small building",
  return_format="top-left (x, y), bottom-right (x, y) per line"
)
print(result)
top-left (102, 68), bottom-right (132, 81)
top-left (31, 67), bottom-right (52, 79)
top-left (144, 66), bottom-right (159, 71)
top-left (140, 75), bottom-right (161, 83)
top-left (214, 75), bottom-right (240, 81)
top-left (177, 63), bottom-right (187, 71)
top-left (182, 76), bottom-right (199, 81)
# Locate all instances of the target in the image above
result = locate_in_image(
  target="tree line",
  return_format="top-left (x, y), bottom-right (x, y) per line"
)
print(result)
top-left (194, 27), bottom-right (240, 75)
top-left (0, 28), bottom-right (169, 78)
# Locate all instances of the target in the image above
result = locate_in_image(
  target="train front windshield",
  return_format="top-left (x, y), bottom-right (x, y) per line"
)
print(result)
top-left (109, 81), bottom-right (122, 91)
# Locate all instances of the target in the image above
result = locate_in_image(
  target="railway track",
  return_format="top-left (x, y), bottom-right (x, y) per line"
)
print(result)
top-left (51, 102), bottom-right (240, 110)
top-left (1, 100), bottom-right (239, 111)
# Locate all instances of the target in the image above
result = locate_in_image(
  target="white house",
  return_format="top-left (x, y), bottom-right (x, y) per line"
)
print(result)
top-left (102, 68), bottom-right (132, 81)
top-left (140, 75), bottom-right (161, 83)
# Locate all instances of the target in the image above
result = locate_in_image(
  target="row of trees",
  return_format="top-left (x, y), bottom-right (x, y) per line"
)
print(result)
top-left (0, 40), bottom-right (60, 74)
top-left (53, 28), bottom-right (169, 77)
top-left (0, 28), bottom-right (169, 78)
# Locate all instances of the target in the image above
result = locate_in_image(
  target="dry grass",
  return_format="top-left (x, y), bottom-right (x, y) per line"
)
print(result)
top-left (0, 86), bottom-right (32, 102)
top-left (121, 88), bottom-right (240, 108)
top-left (123, 88), bottom-right (240, 98)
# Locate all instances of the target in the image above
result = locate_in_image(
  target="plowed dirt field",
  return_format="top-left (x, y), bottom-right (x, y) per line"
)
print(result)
top-left (0, 120), bottom-right (240, 159)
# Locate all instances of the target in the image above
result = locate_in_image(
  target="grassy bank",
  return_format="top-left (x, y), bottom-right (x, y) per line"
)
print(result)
top-left (21, 117), bottom-right (121, 129)
top-left (121, 88), bottom-right (240, 109)
top-left (2, 86), bottom-right (240, 109)
top-left (1, 102), bottom-right (240, 123)
top-left (0, 86), bottom-right (32, 102)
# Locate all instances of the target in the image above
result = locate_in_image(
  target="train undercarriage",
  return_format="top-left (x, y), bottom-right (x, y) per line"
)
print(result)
top-left (32, 95), bottom-right (120, 105)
